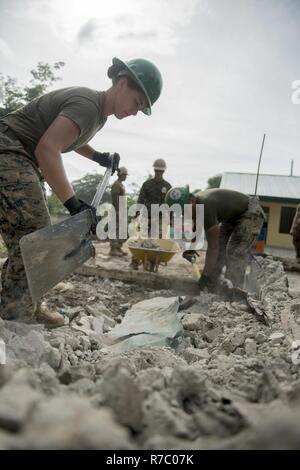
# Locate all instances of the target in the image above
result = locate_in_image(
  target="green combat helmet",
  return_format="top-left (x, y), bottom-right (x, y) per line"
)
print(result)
top-left (112, 57), bottom-right (163, 115)
top-left (165, 186), bottom-right (191, 209)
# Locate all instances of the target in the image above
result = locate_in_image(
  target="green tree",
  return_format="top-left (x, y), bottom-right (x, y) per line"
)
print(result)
top-left (127, 182), bottom-right (140, 209)
top-left (47, 191), bottom-right (64, 215)
top-left (0, 61), bottom-right (65, 117)
top-left (47, 173), bottom-right (112, 215)
top-left (207, 174), bottom-right (222, 189)
top-left (72, 173), bottom-right (111, 204)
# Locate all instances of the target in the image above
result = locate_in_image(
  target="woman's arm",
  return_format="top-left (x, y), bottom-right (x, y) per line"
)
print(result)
top-left (202, 224), bottom-right (220, 276)
top-left (35, 115), bottom-right (80, 203)
top-left (74, 144), bottom-right (96, 159)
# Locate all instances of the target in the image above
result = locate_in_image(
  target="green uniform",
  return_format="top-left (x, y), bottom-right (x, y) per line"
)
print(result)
top-left (195, 189), bottom-right (264, 288)
top-left (137, 178), bottom-right (171, 237)
top-left (195, 189), bottom-right (250, 230)
top-left (1, 87), bottom-right (107, 163)
top-left (110, 179), bottom-right (126, 251)
top-left (0, 87), bottom-right (107, 319)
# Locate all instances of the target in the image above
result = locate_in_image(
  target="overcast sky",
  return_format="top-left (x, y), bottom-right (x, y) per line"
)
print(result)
top-left (0, 0), bottom-right (299, 192)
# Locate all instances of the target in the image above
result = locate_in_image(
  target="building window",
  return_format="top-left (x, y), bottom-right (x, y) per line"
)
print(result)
top-left (279, 206), bottom-right (296, 234)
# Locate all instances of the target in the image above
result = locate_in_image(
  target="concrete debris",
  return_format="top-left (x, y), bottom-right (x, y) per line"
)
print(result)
top-left (269, 332), bottom-right (285, 344)
top-left (244, 339), bottom-right (257, 357)
top-left (183, 347), bottom-right (210, 363)
top-left (1, 257), bottom-right (300, 449)
top-left (128, 239), bottom-right (170, 250)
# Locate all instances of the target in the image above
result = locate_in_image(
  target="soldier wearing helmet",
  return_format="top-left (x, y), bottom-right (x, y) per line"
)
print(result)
top-left (137, 158), bottom-right (171, 236)
top-left (110, 167), bottom-right (128, 257)
top-left (0, 57), bottom-right (162, 327)
top-left (165, 186), bottom-right (264, 290)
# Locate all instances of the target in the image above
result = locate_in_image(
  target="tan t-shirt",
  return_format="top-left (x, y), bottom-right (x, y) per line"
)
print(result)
top-left (111, 180), bottom-right (125, 212)
top-left (1, 87), bottom-right (107, 164)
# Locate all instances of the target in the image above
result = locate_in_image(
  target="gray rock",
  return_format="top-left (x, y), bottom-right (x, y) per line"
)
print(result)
top-left (205, 326), bottom-right (223, 342)
top-left (101, 364), bottom-right (143, 432)
top-left (244, 339), bottom-right (257, 357)
top-left (43, 345), bottom-right (62, 370)
top-left (182, 314), bottom-right (203, 331)
top-left (142, 391), bottom-right (191, 439)
top-left (0, 383), bottom-right (42, 431)
top-left (16, 396), bottom-right (133, 449)
top-left (183, 347), bottom-right (210, 363)
top-left (269, 332), bottom-right (285, 344)
top-left (68, 378), bottom-right (96, 395)
top-left (255, 332), bottom-right (267, 344)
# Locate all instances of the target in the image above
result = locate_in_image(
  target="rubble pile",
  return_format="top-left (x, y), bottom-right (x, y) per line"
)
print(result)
top-left (1, 257), bottom-right (300, 449)
top-left (127, 239), bottom-right (174, 251)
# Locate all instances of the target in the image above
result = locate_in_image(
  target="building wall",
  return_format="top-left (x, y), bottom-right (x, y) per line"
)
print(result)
top-left (261, 201), bottom-right (297, 248)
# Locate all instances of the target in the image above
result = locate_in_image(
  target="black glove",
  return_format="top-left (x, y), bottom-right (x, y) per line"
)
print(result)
top-left (64, 196), bottom-right (97, 234)
top-left (198, 274), bottom-right (213, 291)
top-left (93, 151), bottom-right (120, 174)
top-left (111, 153), bottom-right (120, 174)
top-left (182, 250), bottom-right (199, 263)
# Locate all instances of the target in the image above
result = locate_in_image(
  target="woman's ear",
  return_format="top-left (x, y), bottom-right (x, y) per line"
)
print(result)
top-left (116, 77), bottom-right (127, 92)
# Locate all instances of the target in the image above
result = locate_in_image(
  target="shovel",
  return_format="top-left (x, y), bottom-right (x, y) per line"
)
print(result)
top-left (20, 163), bottom-right (113, 305)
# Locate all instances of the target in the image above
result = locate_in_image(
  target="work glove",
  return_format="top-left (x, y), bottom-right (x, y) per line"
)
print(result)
top-left (182, 250), bottom-right (199, 263)
top-left (92, 151), bottom-right (120, 174)
top-left (64, 196), bottom-right (97, 234)
top-left (198, 274), bottom-right (213, 292)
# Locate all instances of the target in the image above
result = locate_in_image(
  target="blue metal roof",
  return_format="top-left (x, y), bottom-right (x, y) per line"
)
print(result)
top-left (220, 172), bottom-right (300, 200)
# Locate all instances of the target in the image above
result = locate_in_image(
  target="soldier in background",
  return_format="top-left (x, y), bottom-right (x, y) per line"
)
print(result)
top-left (290, 204), bottom-right (300, 261)
top-left (137, 158), bottom-right (171, 237)
top-left (130, 159), bottom-right (171, 269)
top-left (109, 167), bottom-right (128, 256)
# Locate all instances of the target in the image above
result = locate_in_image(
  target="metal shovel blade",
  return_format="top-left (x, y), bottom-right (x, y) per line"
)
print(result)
top-left (20, 210), bottom-right (95, 304)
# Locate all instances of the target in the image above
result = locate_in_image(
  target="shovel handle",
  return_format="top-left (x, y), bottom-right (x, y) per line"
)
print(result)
top-left (192, 262), bottom-right (201, 281)
top-left (91, 161), bottom-right (113, 210)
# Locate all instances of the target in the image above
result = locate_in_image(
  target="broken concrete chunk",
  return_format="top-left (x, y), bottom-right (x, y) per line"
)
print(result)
top-left (291, 340), bottom-right (300, 351)
top-left (244, 339), bottom-right (257, 357)
top-left (0, 384), bottom-right (42, 432)
top-left (183, 347), bottom-right (210, 363)
top-left (269, 332), bottom-right (285, 344)
top-left (54, 282), bottom-right (74, 293)
top-left (255, 332), bottom-right (267, 344)
top-left (101, 365), bottom-right (143, 432)
top-left (182, 313), bottom-right (202, 331)
top-left (17, 396), bottom-right (133, 450)
top-left (205, 326), bottom-right (223, 343)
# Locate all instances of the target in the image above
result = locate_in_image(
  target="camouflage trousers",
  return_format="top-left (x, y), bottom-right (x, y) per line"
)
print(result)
top-left (0, 125), bottom-right (50, 318)
top-left (292, 234), bottom-right (300, 259)
top-left (109, 218), bottom-right (126, 250)
top-left (211, 207), bottom-right (264, 288)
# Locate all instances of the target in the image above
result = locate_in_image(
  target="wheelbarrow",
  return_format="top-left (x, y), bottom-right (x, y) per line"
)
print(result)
top-left (127, 238), bottom-right (180, 272)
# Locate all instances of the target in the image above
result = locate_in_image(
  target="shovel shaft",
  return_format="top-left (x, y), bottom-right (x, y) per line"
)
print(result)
top-left (192, 262), bottom-right (201, 281)
top-left (91, 166), bottom-right (112, 210)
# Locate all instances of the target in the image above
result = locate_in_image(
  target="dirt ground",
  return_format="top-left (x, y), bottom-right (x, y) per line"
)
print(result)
top-left (1, 242), bottom-right (300, 449)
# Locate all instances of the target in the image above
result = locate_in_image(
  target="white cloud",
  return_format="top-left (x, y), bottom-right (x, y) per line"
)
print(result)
top-left (0, 37), bottom-right (15, 60)
top-left (1, 0), bottom-right (300, 190)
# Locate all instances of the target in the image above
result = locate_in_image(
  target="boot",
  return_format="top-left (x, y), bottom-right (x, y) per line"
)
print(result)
top-left (118, 247), bottom-right (127, 256)
top-left (109, 248), bottom-right (123, 257)
top-left (0, 299), bottom-right (34, 323)
top-left (130, 258), bottom-right (139, 271)
top-left (34, 303), bottom-right (65, 328)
